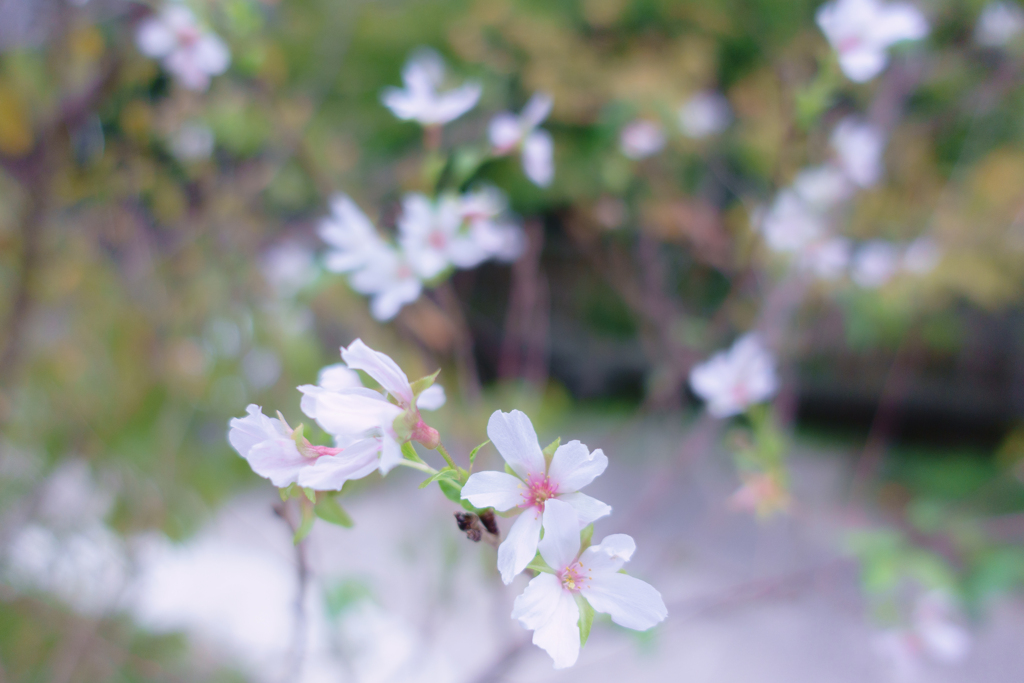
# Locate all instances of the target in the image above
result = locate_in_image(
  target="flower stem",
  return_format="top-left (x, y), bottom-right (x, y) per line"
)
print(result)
top-left (398, 460), bottom-right (438, 475)
top-left (437, 443), bottom-right (458, 471)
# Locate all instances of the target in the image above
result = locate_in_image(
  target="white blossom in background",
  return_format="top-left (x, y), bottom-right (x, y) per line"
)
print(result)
top-left (793, 165), bottom-right (855, 210)
top-left (381, 48), bottom-right (481, 126)
top-left (852, 240), bottom-right (901, 287)
top-left (816, 0), bottom-right (929, 83)
top-left (459, 185), bottom-right (527, 262)
top-left (489, 92), bottom-right (555, 187)
top-left (319, 195), bottom-right (387, 275)
top-left (135, 5), bottom-right (230, 91)
top-left (975, 2), bottom-right (1024, 47)
top-left (170, 121), bottom-right (215, 161)
top-left (261, 240), bottom-right (316, 297)
top-left (462, 410), bottom-right (611, 584)
top-left (902, 236), bottom-right (941, 274)
top-left (799, 236), bottom-right (852, 280)
top-left (760, 189), bottom-right (828, 253)
top-left (690, 333), bottom-right (778, 418)
top-left (511, 500), bottom-right (667, 668)
top-left (398, 193), bottom-right (488, 277)
top-left (678, 91), bottom-right (732, 138)
top-left (619, 119), bottom-right (666, 159)
top-left (912, 591), bottom-right (972, 664)
top-left (831, 117), bottom-right (885, 187)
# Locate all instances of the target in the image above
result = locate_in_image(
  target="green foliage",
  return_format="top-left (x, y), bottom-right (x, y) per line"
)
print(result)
top-left (315, 494), bottom-right (354, 528)
top-left (575, 593), bottom-right (596, 646)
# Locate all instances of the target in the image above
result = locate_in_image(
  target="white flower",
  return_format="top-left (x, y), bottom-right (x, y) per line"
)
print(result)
top-left (912, 591), bottom-right (971, 664)
top-left (619, 119), bottom-right (666, 159)
top-left (135, 5), bottom-right (230, 91)
top-left (398, 193), bottom-right (488, 277)
top-left (793, 165), bottom-right (855, 209)
top-left (678, 91), bottom-right (731, 138)
top-left (381, 48), bottom-right (481, 126)
top-left (799, 236), bottom-right (852, 280)
top-left (228, 405), bottom-right (329, 487)
top-left (318, 196), bottom-right (423, 321)
top-left (760, 190), bottom-right (828, 253)
top-left (852, 240), bottom-right (901, 287)
top-left (459, 186), bottom-right (526, 262)
top-left (689, 333), bottom-right (778, 418)
top-left (296, 339), bottom-right (445, 488)
top-left (816, 0), bottom-right (929, 83)
top-left (831, 117), bottom-right (885, 187)
top-left (461, 410), bottom-right (612, 584)
top-left (902, 236), bottom-right (941, 274)
top-left (489, 92), bottom-right (555, 187)
top-left (510, 500), bottom-right (667, 669)
top-left (975, 2), bottom-right (1024, 47)
top-left (261, 240), bottom-right (316, 297)
top-left (170, 121), bottom-right (214, 161)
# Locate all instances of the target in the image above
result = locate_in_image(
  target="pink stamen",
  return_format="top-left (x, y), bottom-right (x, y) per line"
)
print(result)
top-left (310, 445), bottom-right (343, 457)
top-left (521, 473), bottom-right (559, 511)
top-left (559, 560), bottom-right (590, 592)
top-left (176, 26), bottom-right (201, 47)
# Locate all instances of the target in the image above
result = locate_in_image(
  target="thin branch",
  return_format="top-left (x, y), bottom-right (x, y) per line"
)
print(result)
top-left (273, 501), bottom-right (311, 683)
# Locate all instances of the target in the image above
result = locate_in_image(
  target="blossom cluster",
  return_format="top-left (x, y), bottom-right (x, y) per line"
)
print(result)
top-left (618, 91), bottom-right (732, 160)
top-left (135, 3), bottom-right (230, 91)
top-left (227, 340), bottom-right (666, 668)
top-left (319, 188), bottom-right (524, 321)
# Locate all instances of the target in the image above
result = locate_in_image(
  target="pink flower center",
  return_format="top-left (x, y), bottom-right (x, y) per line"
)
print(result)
top-left (310, 445), bottom-right (343, 457)
top-left (731, 382), bottom-right (750, 405)
top-left (559, 561), bottom-right (590, 592)
top-left (176, 26), bottom-right (201, 47)
top-left (521, 473), bottom-right (559, 511)
top-left (428, 230), bottom-right (447, 249)
top-left (837, 35), bottom-right (861, 54)
top-left (396, 264), bottom-right (413, 279)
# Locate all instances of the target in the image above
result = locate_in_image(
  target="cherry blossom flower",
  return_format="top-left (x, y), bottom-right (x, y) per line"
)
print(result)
top-left (461, 410), bottom-right (611, 584)
top-left (510, 500), bottom-right (667, 668)
top-left (816, 0), bottom-right (929, 83)
top-left (678, 91), bottom-right (732, 138)
top-left (975, 2), bottom-right (1024, 47)
top-left (852, 240), bottom-right (901, 287)
top-left (381, 49), bottom-right (481, 126)
top-left (690, 333), bottom-right (778, 418)
top-left (228, 405), bottom-right (339, 488)
top-left (459, 186), bottom-right (526, 262)
top-left (793, 165), bottom-right (855, 210)
top-left (619, 120), bottom-right (666, 159)
top-left (759, 190), bottom-right (828, 254)
top-left (831, 117), bottom-right (885, 188)
top-left (902, 236), bottom-right (941, 274)
top-left (799, 236), bottom-right (852, 280)
top-left (135, 5), bottom-right (230, 91)
top-left (489, 92), bottom-right (555, 187)
top-left (398, 193), bottom-right (489, 277)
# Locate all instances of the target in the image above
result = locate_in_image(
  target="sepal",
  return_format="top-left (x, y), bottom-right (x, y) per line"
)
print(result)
top-left (409, 369), bottom-right (441, 397)
top-left (315, 494), bottom-right (354, 528)
top-left (574, 593), bottom-right (595, 646)
top-left (294, 497), bottom-right (315, 544)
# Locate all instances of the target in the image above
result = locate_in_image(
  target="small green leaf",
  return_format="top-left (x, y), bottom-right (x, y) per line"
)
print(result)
top-left (526, 554), bottom-right (554, 574)
top-left (303, 487), bottom-right (316, 503)
top-left (410, 368), bottom-right (441, 396)
top-left (437, 477), bottom-right (464, 504)
top-left (419, 467), bottom-right (458, 489)
top-left (279, 483), bottom-right (297, 502)
top-left (542, 437), bottom-right (561, 458)
top-left (580, 524), bottom-right (594, 550)
top-left (575, 594), bottom-right (595, 646)
top-left (402, 441), bottom-right (426, 464)
top-left (315, 495), bottom-right (354, 528)
top-left (468, 440), bottom-right (490, 468)
top-left (504, 462), bottom-right (517, 476)
top-left (294, 500), bottom-right (315, 544)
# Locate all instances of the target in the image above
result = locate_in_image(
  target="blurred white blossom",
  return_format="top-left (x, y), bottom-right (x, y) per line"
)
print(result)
top-left (399, 193), bottom-right (487, 277)
top-left (760, 190), bottom-right (828, 253)
top-left (816, 0), bottom-right (929, 82)
top-left (678, 91), bottom-right (731, 138)
top-left (852, 240), bottom-right (901, 287)
top-left (799, 236), bottom-right (852, 280)
top-left (975, 2), bottom-right (1024, 47)
top-left (462, 410), bottom-right (611, 584)
top-left (381, 48), bottom-right (481, 126)
top-left (831, 117), bottom-right (885, 187)
top-left (489, 92), bottom-right (555, 187)
top-left (620, 119), bottom-right (666, 159)
top-left (136, 5), bottom-right (230, 91)
top-left (170, 121), bottom-right (215, 161)
top-left (261, 240), bottom-right (316, 297)
top-left (511, 500), bottom-right (667, 669)
top-left (690, 333), bottom-right (778, 418)
top-left (793, 165), bottom-right (855, 209)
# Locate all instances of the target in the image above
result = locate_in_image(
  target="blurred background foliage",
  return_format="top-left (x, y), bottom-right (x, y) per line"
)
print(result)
top-left (3, 0), bottom-right (1024, 679)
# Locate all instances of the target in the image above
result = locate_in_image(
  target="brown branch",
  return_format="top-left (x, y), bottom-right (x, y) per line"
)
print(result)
top-left (273, 501), bottom-right (311, 683)
top-left (499, 219), bottom-right (549, 388)
top-left (434, 281), bottom-right (482, 400)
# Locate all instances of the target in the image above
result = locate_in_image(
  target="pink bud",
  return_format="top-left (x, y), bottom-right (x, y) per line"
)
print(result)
top-left (411, 420), bottom-right (440, 450)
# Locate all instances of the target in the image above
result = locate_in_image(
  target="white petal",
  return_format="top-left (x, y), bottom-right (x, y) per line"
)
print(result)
top-left (304, 390), bottom-right (401, 440)
top-left (538, 499), bottom-right (581, 572)
top-left (522, 130), bottom-right (554, 187)
top-left (547, 441), bottom-right (608, 493)
top-left (341, 339), bottom-right (413, 406)
top-left (525, 581), bottom-right (580, 669)
top-left (377, 431), bottom-right (404, 475)
top-left (486, 409), bottom-right (546, 479)
top-left (245, 439), bottom-right (308, 488)
top-left (577, 535), bottom-right (635, 576)
top-left (839, 47), bottom-right (888, 82)
top-left (318, 364), bottom-right (363, 391)
top-left (227, 404), bottom-right (287, 457)
top-left (497, 507), bottom-right (542, 584)
top-left (557, 492), bottom-right (611, 526)
top-left (520, 92), bottom-right (553, 129)
top-left (876, 3), bottom-right (929, 45)
top-left (580, 572), bottom-right (667, 631)
top-left (511, 572), bottom-right (564, 629)
top-left (297, 439), bottom-right (382, 490)
top-left (461, 471), bottom-right (526, 511)
top-left (416, 384), bottom-right (446, 411)
top-left (135, 17), bottom-right (176, 58)
top-left (489, 113), bottom-right (523, 151)
top-left (429, 83), bottom-right (481, 124)
top-left (194, 34), bottom-right (230, 76)
top-left (369, 277), bottom-right (422, 321)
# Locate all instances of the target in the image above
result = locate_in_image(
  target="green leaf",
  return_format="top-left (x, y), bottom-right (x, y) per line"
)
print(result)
top-left (574, 594), bottom-right (595, 646)
top-left (315, 495), bottom-right (354, 528)
top-left (437, 477), bottom-right (464, 504)
top-left (303, 487), bottom-right (316, 503)
top-left (580, 523), bottom-right (594, 550)
top-left (505, 462), bottom-right (517, 476)
top-left (542, 437), bottom-right (561, 458)
top-left (526, 554), bottom-right (554, 574)
top-left (402, 441), bottom-right (426, 464)
top-left (410, 368), bottom-right (441, 397)
top-left (468, 440), bottom-right (490, 468)
top-left (294, 500), bottom-right (315, 544)
top-left (418, 467), bottom-right (458, 489)
top-left (279, 483), bottom-right (297, 502)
